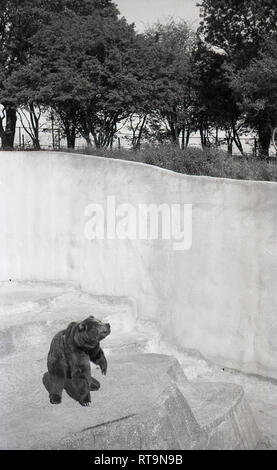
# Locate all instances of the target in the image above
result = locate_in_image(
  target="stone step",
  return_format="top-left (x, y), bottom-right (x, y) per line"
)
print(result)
top-left (0, 283), bottom-right (261, 450)
top-left (0, 283), bottom-right (139, 359)
top-left (0, 281), bottom-right (136, 328)
top-left (0, 353), bottom-right (260, 450)
top-left (180, 381), bottom-right (260, 450)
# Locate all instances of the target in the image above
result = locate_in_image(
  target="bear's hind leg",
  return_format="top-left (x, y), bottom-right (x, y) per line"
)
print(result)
top-left (72, 372), bottom-right (91, 407)
top-left (43, 372), bottom-right (63, 404)
top-left (64, 376), bottom-right (100, 403)
top-left (43, 371), bottom-right (65, 405)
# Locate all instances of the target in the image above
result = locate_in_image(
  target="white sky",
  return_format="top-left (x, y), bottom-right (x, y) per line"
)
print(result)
top-left (115, 0), bottom-right (200, 31)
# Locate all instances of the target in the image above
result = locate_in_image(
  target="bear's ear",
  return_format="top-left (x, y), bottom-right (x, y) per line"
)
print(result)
top-left (65, 322), bottom-right (77, 339)
top-left (78, 323), bottom-right (86, 332)
top-left (89, 315), bottom-right (94, 319)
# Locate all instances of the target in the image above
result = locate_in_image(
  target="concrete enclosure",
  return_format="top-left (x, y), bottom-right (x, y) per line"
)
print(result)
top-left (0, 152), bottom-right (277, 379)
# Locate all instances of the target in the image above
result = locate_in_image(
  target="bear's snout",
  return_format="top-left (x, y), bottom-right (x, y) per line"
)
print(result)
top-left (98, 322), bottom-right (111, 339)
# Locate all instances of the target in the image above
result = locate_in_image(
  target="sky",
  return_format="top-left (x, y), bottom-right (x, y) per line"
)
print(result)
top-left (115, 0), bottom-right (200, 32)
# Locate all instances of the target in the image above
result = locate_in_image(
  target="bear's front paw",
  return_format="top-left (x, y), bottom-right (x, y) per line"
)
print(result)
top-left (99, 357), bottom-right (107, 376)
top-left (50, 394), bottom-right (62, 405)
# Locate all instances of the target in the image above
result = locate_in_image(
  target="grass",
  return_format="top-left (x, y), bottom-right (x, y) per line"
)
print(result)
top-left (61, 144), bottom-right (277, 182)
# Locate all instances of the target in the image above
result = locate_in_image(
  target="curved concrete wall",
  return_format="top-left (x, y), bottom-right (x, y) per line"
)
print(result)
top-left (1, 152), bottom-right (277, 378)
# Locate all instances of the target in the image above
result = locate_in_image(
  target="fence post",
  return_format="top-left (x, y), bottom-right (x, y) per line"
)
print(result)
top-left (51, 115), bottom-right (55, 149)
top-left (254, 138), bottom-right (258, 158)
top-left (18, 127), bottom-right (22, 149)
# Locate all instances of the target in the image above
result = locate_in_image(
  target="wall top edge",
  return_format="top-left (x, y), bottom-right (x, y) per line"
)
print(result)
top-left (1, 150), bottom-right (277, 187)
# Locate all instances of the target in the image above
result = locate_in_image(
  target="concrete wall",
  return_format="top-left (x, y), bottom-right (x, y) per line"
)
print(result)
top-left (1, 152), bottom-right (277, 378)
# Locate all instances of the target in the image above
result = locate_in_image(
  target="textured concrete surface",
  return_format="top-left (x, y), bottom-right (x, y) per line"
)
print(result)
top-left (0, 283), bottom-right (262, 450)
top-left (0, 152), bottom-right (277, 378)
top-left (145, 332), bottom-right (277, 449)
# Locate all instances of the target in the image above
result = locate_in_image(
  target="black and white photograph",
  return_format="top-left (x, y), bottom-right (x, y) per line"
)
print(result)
top-left (0, 0), bottom-right (277, 454)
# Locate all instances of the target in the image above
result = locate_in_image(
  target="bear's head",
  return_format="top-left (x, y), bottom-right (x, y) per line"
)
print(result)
top-left (73, 316), bottom-right (111, 349)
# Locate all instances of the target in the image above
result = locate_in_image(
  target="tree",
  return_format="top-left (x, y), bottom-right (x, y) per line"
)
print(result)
top-left (0, 0), bottom-right (63, 149)
top-left (230, 37), bottom-right (277, 156)
top-left (122, 34), bottom-right (158, 150)
top-left (0, 0), bottom-right (122, 149)
top-left (197, 0), bottom-right (277, 155)
top-left (8, 5), bottom-right (146, 149)
top-left (47, 0), bottom-right (119, 17)
top-left (17, 104), bottom-right (43, 150)
top-left (193, 40), bottom-right (246, 154)
top-left (145, 20), bottom-right (197, 148)
top-left (0, 0), bottom-right (36, 148)
top-left (198, 0), bottom-right (277, 63)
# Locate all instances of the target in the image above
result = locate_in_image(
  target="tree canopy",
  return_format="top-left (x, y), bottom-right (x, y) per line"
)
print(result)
top-left (0, 0), bottom-right (276, 155)
top-left (197, 0), bottom-right (277, 155)
top-left (198, 0), bottom-right (277, 62)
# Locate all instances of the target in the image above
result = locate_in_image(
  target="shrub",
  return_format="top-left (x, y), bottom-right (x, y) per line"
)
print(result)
top-left (62, 144), bottom-right (277, 182)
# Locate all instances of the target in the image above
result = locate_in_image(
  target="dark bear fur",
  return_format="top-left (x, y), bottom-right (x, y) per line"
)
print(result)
top-left (42, 316), bottom-right (111, 406)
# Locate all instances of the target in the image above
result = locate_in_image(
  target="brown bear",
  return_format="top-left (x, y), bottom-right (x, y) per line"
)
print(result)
top-left (42, 316), bottom-right (111, 407)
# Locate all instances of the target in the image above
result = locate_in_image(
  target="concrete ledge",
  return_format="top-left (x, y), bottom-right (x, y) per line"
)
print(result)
top-left (0, 282), bottom-right (261, 450)
top-left (0, 352), bottom-right (260, 450)
top-left (180, 382), bottom-right (260, 450)
top-left (55, 356), bottom-right (260, 450)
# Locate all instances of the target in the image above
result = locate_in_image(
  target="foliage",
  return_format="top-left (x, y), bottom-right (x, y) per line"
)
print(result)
top-left (229, 37), bottom-right (277, 155)
top-left (0, 0), bottom-right (125, 148)
top-left (0, 0), bottom-right (276, 159)
top-left (63, 143), bottom-right (277, 182)
top-left (197, 0), bottom-right (277, 155)
top-left (144, 20), bottom-right (197, 148)
top-left (198, 0), bottom-right (277, 63)
top-left (192, 40), bottom-right (247, 154)
top-left (0, 0), bottom-right (48, 148)
top-left (6, 6), bottom-right (147, 148)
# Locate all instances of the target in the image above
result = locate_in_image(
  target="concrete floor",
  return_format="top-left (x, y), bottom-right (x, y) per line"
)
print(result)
top-left (0, 281), bottom-right (276, 449)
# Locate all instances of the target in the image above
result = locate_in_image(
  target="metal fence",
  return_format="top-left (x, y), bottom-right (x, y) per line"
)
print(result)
top-left (10, 126), bottom-right (277, 158)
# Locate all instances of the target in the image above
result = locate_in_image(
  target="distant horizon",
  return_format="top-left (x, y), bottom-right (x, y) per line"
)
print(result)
top-left (115, 0), bottom-right (200, 31)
